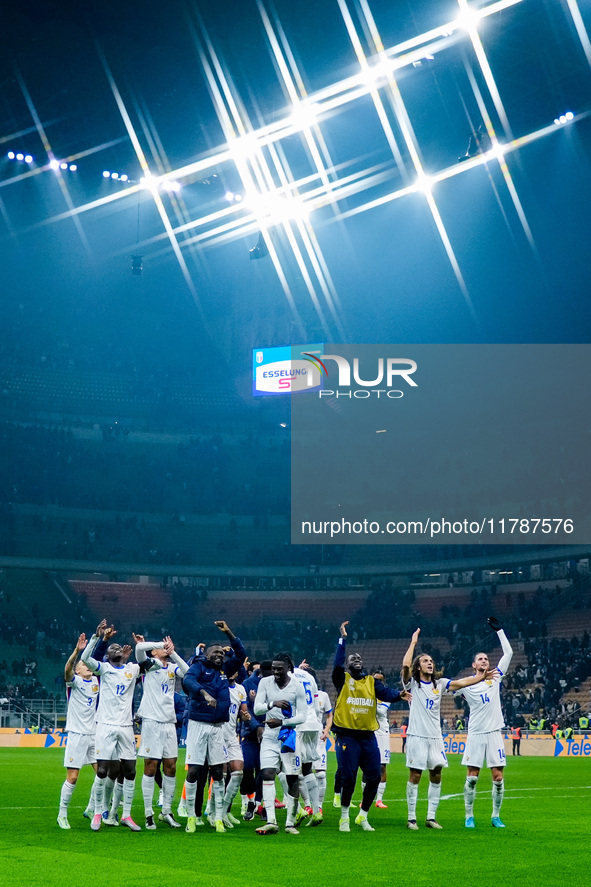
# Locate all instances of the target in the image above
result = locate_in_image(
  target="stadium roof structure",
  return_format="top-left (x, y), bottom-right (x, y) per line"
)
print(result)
top-left (1, 0), bottom-right (590, 351)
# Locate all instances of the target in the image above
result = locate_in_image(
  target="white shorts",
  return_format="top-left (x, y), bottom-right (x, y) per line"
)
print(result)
top-left (260, 730), bottom-right (302, 776)
top-left (376, 731), bottom-right (391, 765)
top-left (297, 728), bottom-right (320, 764)
top-left (462, 731), bottom-right (506, 769)
top-left (314, 737), bottom-right (327, 772)
top-left (222, 731), bottom-right (243, 763)
top-left (95, 723), bottom-right (137, 761)
top-left (64, 732), bottom-right (96, 769)
top-left (406, 734), bottom-right (448, 772)
top-left (186, 720), bottom-right (227, 767)
top-left (138, 719), bottom-right (178, 760)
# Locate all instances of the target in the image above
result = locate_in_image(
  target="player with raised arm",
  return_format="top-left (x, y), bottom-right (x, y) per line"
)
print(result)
top-left (402, 628), bottom-right (498, 831)
top-left (81, 619), bottom-right (146, 832)
top-left (253, 653), bottom-right (308, 835)
top-left (57, 634), bottom-right (99, 829)
top-left (181, 620), bottom-right (246, 834)
top-left (133, 633), bottom-right (189, 830)
top-left (332, 622), bottom-right (410, 833)
top-left (455, 616), bottom-right (513, 829)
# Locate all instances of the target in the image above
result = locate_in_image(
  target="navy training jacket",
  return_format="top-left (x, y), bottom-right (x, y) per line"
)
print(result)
top-left (182, 637), bottom-right (246, 724)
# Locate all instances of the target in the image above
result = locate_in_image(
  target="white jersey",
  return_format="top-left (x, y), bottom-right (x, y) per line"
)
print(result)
top-left (137, 661), bottom-right (182, 723)
top-left (406, 677), bottom-right (451, 739)
top-left (292, 667), bottom-right (320, 731)
top-left (376, 699), bottom-right (390, 736)
top-left (226, 682), bottom-right (247, 734)
top-left (82, 634), bottom-right (140, 727)
top-left (316, 689), bottom-right (332, 728)
top-left (65, 675), bottom-right (99, 734)
top-left (253, 675), bottom-right (307, 735)
top-left (94, 661), bottom-right (140, 726)
top-left (455, 631), bottom-right (513, 734)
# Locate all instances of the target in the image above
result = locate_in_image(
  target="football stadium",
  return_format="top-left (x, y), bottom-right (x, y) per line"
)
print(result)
top-left (0, 1), bottom-right (590, 885)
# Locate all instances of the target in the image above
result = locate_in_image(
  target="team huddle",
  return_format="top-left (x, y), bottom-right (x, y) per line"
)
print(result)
top-left (58, 615), bottom-right (513, 834)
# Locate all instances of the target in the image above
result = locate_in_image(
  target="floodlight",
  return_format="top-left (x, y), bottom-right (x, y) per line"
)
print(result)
top-left (69, 164), bottom-right (77, 171)
top-left (289, 100), bottom-right (319, 131)
top-left (49, 159), bottom-right (60, 169)
top-left (416, 173), bottom-right (433, 195)
top-left (102, 170), bottom-right (110, 178)
top-left (119, 173), bottom-right (128, 182)
top-left (111, 172), bottom-right (119, 179)
top-left (16, 153), bottom-right (24, 161)
top-left (453, 5), bottom-right (481, 32)
top-left (360, 57), bottom-right (392, 89)
top-left (60, 162), bottom-right (68, 170)
top-left (24, 155), bottom-right (33, 164)
top-left (7, 152), bottom-right (15, 160)
top-left (487, 142), bottom-right (506, 162)
top-left (244, 190), bottom-right (308, 224)
top-left (230, 133), bottom-right (259, 162)
top-left (565, 111), bottom-right (574, 120)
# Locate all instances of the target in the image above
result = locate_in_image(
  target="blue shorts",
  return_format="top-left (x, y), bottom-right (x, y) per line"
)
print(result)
top-left (334, 731), bottom-right (380, 784)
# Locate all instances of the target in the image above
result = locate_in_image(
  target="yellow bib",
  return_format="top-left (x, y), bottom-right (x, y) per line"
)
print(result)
top-left (334, 675), bottom-right (379, 731)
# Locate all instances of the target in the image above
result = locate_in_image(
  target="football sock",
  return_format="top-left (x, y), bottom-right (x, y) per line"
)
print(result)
top-left (223, 771), bottom-right (243, 813)
top-left (93, 776), bottom-right (106, 815)
top-left (298, 774), bottom-right (311, 807)
top-left (122, 778), bottom-right (135, 819)
top-left (109, 781), bottom-right (123, 818)
top-left (262, 780), bottom-right (277, 824)
top-left (492, 779), bottom-right (504, 817)
top-left (184, 779), bottom-right (197, 817)
top-left (340, 805), bottom-right (350, 821)
top-left (85, 781), bottom-right (96, 815)
top-left (377, 782), bottom-right (386, 801)
top-left (464, 775), bottom-right (478, 816)
top-left (212, 778), bottom-right (224, 822)
top-left (304, 772), bottom-right (319, 814)
top-left (103, 777), bottom-right (115, 814)
top-left (142, 774), bottom-right (155, 816)
top-left (59, 779), bottom-right (75, 816)
top-left (285, 794), bottom-right (299, 827)
top-left (427, 781), bottom-right (441, 820)
top-left (316, 772), bottom-right (327, 807)
top-left (162, 775), bottom-right (176, 816)
top-left (406, 781), bottom-right (418, 820)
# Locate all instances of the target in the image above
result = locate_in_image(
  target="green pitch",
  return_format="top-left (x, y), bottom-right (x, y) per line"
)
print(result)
top-left (0, 749), bottom-right (588, 887)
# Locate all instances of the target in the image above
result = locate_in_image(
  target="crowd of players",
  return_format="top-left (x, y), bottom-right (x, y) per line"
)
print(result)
top-left (58, 614), bottom-right (513, 834)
